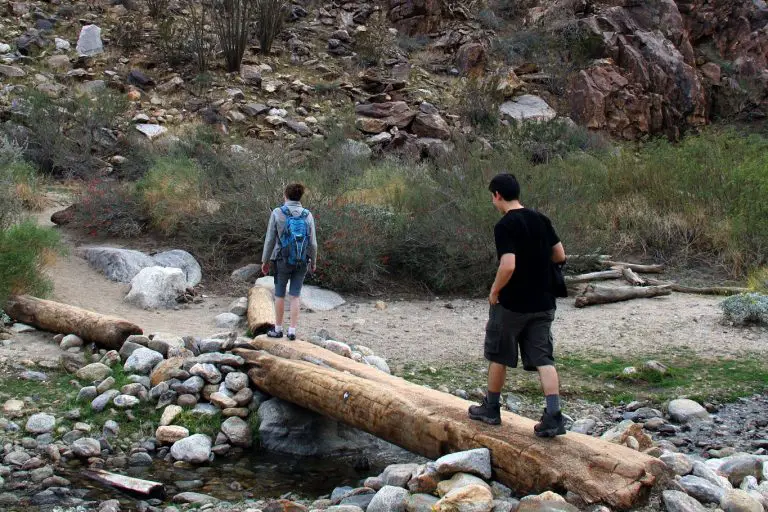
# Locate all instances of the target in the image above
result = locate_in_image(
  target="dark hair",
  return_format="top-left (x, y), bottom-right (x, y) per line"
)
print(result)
top-left (488, 173), bottom-right (520, 201)
top-left (284, 183), bottom-right (305, 201)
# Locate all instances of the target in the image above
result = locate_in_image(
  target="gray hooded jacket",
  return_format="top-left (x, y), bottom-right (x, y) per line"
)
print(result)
top-left (261, 200), bottom-right (318, 264)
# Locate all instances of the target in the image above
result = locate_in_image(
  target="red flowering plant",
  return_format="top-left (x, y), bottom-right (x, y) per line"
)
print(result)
top-left (75, 179), bottom-right (146, 238)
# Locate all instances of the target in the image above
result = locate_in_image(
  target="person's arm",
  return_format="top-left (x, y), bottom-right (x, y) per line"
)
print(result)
top-left (308, 212), bottom-right (318, 272)
top-left (261, 210), bottom-right (277, 275)
top-left (552, 242), bottom-right (566, 263)
top-left (489, 253), bottom-right (515, 305)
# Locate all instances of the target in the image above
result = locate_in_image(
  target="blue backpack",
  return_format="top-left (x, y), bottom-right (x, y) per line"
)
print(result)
top-left (279, 206), bottom-right (310, 266)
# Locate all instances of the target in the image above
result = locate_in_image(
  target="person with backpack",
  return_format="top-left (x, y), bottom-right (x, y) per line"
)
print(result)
top-left (468, 173), bottom-right (568, 437)
top-left (261, 183), bottom-right (317, 341)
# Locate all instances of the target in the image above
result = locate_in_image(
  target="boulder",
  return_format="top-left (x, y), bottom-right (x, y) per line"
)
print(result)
top-left (71, 438), bottom-right (101, 458)
top-left (721, 490), bottom-right (763, 512)
top-left (156, 425), bottom-right (190, 444)
top-left (411, 113), bottom-right (451, 140)
top-left (383, 463), bottom-right (420, 487)
top-left (124, 347), bottom-right (164, 375)
top-left (221, 417), bottom-right (252, 447)
top-left (215, 313), bottom-right (242, 329)
top-left (170, 434), bottom-right (212, 463)
top-left (434, 484), bottom-right (494, 512)
top-left (499, 95), bottom-right (557, 122)
top-left (151, 250), bottom-right (202, 287)
top-left (406, 493), bottom-right (440, 512)
top-left (436, 449), bottom-right (492, 479)
top-left (26, 413), bottom-right (55, 434)
top-left (231, 263), bottom-right (262, 281)
top-left (80, 247), bottom-right (155, 283)
top-left (437, 474), bottom-right (491, 497)
top-left (388, 0), bottom-right (442, 35)
top-left (368, 486), bottom-right (410, 512)
top-left (255, 277), bottom-right (345, 311)
top-left (258, 398), bottom-right (377, 456)
top-left (76, 25), bottom-right (103, 57)
top-left (662, 491), bottom-right (708, 512)
top-left (125, 267), bottom-right (186, 309)
top-left (679, 475), bottom-right (727, 504)
top-left (76, 363), bottom-right (112, 382)
top-left (455, 43), bottom-right (486, 75)
top-left (660, 452), bottom-right (693, 475)
top-left (668, 399), bottom-right (710, 423)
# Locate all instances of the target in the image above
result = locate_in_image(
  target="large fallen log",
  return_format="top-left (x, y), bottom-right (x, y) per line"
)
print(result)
top-left (574, 284), bottom-right (671, 308)
top-left (4, 295), bottom-right (142, 349)
top-left (565, 270), bottom-right (623, 284)
top-left (234, 339), bottom-right (667, 509)
top-left (82, 469), bottom-right (165, 498)
top-left (644, 278), bottom-right (748, 296)
top-left (247, 286), bottom-right (276, 335)
top-left (602, 261), bottom-right (665, 274)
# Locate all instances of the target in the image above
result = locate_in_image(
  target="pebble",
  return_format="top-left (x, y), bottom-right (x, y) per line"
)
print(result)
top-left (26, 413), bottom-right (56, 434)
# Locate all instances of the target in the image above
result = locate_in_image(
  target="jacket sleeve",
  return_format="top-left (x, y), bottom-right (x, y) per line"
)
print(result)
top-left (262, 210), bottom-right (277, 263)
top-left (307, 212), bottom-right (318, 264)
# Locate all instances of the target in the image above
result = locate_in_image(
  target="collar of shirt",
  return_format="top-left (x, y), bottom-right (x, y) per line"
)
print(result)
top-left (284, 200), bottom-right (302, 208)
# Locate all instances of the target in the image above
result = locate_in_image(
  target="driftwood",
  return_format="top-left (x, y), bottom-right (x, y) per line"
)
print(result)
top-left (603, 261), bottom-right (665, 274)
top-left (575, 284), bottom-right (672, 308)
top-left (83, 469), bottom-right (165, 498)
top-left (4, 295), bottom-right (142, 349)
top-left (565, 270), bottom-right (623, 284)
top-left (644, 279), bottom-right (749, 296)
top-left (621, 267), bottom-right (647, 286)
top-left (233, 339), bottom-right (667, 509)
top-left (247, 286), bottom-right (276, 335)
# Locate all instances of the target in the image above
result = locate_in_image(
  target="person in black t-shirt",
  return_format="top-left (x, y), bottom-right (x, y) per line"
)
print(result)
top-left (468, 173), bottom-right (568, 437)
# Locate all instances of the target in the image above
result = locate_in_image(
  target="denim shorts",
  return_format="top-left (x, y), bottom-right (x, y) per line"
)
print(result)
top-left (274, 259), bottom-right (308, 298)
top-left (484, 304), bottom-right (555, 371)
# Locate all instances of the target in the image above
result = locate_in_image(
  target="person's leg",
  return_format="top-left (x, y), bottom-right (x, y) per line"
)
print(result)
top-left (269, 263), bottom-right (289, 337)
top-left (288, 295), bottom-right (300, 329)
top-left (286, 264), bottom-right (308, 339)
top-left (274, 297), bottom-right (285, 327)
top-left (486, 362), bottom-right (507, 406)
top-left (537, 365), bottom-right (561, 413)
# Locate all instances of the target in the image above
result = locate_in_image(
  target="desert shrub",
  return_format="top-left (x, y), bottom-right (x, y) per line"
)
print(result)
top-left (0, 221), bottom-right (62, 305)
top-left (478, 8), bottom-right (503, 29)
top-left (0, 136), bottom-right (44, 212)
top-left (355, 12), bottom-right (398, 67)
top-left (397, 34), bottom-right (430, 54)
top-left (9, 89), bottom-right (127, 178)
top-left (0, 167), bottom-right (22, 229)
top-left (157, 16), bottom-right (191, 67)
top-left (184, 0), bottom-right (210, 72)
top-left (255, 0), bottom-right (289, 55)
top-left (493, 0), bottom-right (539, 20)
top-left (76, 179), bottom-right (146, 237)
top-left (721, 293), bottom-right (768, 326)
top-left (146, 0), bottom-right (169, 19)
top-left (137, 156), bottom-right (206, 235)
top-left (212, 0), bottom-right (258, 72)
top-left (111, 19), bottom-right (145, 52)
top-left (456, 75), bottom-right (504, 131)
top-left (748, 268), bottom-right (768, 293)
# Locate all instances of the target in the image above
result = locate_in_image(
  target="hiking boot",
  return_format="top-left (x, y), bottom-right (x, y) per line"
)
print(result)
top-left (287, 333), bottom-right (296, 341)
top-left (468, 397), bottom-right (501, 425)
top-left (534, 409), bottom-right (566, 437)
top-left (267, 328), bottom-right (283, 338)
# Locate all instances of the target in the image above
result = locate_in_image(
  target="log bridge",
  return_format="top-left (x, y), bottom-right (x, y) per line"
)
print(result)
top-left (234, 338), bottom-right (668, 510)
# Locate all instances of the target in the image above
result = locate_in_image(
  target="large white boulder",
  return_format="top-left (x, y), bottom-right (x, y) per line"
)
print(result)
top-left (125, 267), bottom-right (186, 309)
top-left (76, 25), bottom-right (103, 57)
top-left (80, 246), bottom-right (201, 286)
top-left (255, 276), bottom-right (345, 311)
top-left (152, 249), bottom-right (202, 287)
top-left (499, 95), bottom-right (557, 122)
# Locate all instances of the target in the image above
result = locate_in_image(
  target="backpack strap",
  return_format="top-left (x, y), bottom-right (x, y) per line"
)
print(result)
top-left (299, 209), bottom-right (309, 219)
top-left (280, 205), bottom-right (292, 218)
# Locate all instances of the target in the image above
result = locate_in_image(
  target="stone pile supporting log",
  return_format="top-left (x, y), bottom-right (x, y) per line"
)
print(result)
top-left (234, 338), bottom-right (668, 509)
top-left (247, 286), bottom-right (275, 335)
top-left (4, 295), bottom-right (143, 349)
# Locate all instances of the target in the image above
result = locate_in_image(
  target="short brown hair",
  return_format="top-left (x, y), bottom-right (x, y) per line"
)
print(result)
top-left (284, 183), bottom-right (305, 201)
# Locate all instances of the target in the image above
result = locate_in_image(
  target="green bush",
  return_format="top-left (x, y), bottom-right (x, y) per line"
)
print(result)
top-left (76, 179), bottom-right (146, 238)
top-left (721, 293), bottom-right (768, 326)
top-left (0, 221), bottom-right (62, 305)
top-left (255, 0), bottom-right (289, 55)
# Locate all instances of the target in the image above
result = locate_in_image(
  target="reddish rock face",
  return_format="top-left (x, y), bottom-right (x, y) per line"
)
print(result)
top-left (455, 42), bottom-right (486, 76)
top-left (388, 0), bottom-right (442, 35)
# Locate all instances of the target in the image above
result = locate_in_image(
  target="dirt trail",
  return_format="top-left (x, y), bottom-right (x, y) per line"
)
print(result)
top-left (3, 201), bottom-right (765, 368)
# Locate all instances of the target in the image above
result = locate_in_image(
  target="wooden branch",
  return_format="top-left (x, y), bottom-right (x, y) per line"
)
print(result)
top-left (247, 286), bottom-right (275, 335)
top-left (602, 261), bottom-right (665, 274)
top-left (565, 270), bottom-right (623, 284)
top-left (575, 285), bottom-right (671, 308)
top-left (83, 469), bottom-right (165, 498)
top-left (644, 279), bottom-right (748, 296)
top-left (4, 295), bottom-right (142, 350)
top-left (621, 267), bottom-right (646, 286)
top-left (233, 339), bottom-right (667, 509)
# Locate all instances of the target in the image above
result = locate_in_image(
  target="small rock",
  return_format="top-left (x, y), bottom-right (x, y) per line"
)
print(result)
top-left (721, 489), bottom-right (763, 512)
top-left (215, 313), bottom-right (241, 329)
top-left (60, 334), bottom-right (84, 350)
top-left (156, 425), bottom-right (190, 444)
top-left (434, 484), bottom-right (494, 512)
top-left (71, 438), bottom-right (101, 458)
top-left (225, 372), bottom-right (249, 392)
top-left (170, 434), bottom-right (212, 464)
top-left (190, 363), bottom-right (222, 385)
top-left (77, 386), bottom-right (98, 402)
top-left (135, 124), bottom-right (168, 140)
top-left (92, 390), bottom-right (120, 412)
top-left (124, 347), bottom-right (164, 375)
top-left (76, 363), bottom-right (113, 382)
top-left (436, 449), bottom-right (492, 479)
top-left (76, 25), bottom-right (103, 57)
top-left (368, 486), bottom-right (410, 512)
top-left (570, 418), bottom-right (596, 435)
top-left (661, 452), bottom-right (694, 476)
top-left (662, 490), bottom-right (708, 512)
top-left (173, 492), bottom-right (220, 505)
top-left (113, 395), bottom-right (140, 408)
top-left (161, 405), bottom-right (183, 426)
top-left (221, 416), bottom-right (252, 447)
top-left (210, 392), bottom-right (238, 410)
top-left (229, 297), bottom-right (248, 316)
top-left (668, 399), bottom-right (710, 423)
top-left (3, 399), bottom-right (25, 418)
top-left (26, 413), bottom-right (56, 434)
top-left (438, 474), bottom-right (491, 497)
top-left (0, 64), bottom-right (26, 78)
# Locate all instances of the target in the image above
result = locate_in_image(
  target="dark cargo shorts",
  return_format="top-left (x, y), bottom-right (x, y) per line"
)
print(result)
top-left (273, 259), bottom-right (308, 298)
top-left (484, 304), bottom-right (555, 371)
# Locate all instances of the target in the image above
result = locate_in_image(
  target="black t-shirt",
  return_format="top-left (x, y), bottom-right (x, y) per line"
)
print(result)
top-left (494, 208), bottom-right (560, 313)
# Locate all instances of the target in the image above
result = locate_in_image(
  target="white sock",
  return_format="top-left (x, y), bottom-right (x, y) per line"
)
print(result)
top-left (288, 327), bottom-right (296, 335)
top-left (274, 325), bottom-right (283, 333)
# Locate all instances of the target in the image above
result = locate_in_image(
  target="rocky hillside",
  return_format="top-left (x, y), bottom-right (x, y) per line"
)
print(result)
top-left (0, 0), bottom-right (766, 160)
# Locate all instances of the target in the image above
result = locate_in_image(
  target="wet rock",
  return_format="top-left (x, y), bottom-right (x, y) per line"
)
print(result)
top-left (663, 490), bottom-right (708, 512)
top-left (71, 438), bottom-right (101, 458)
top-left (435, 484), bottom-right (494, 512)
top-left (156, 425), bottom-right (190, 444)
top-left (437, 474), bottom-right (491, 497)
top-left (679, 475), bottom-right (726, 504)
top-left (721, 489), bottom-right (763, 512)
top-left (126, 267), bottom-right (186, 309)
top-left (170, 434), bottom-right (212, 464)
top-left (76, 363), bottom-right (113, 382)
top-left (669, 399), bottom-right (710, 423)
top-left (435, 448), bottom-right (492, 479)
top-left (92, 390), bottom-right (120, 412)
top-left (383, 463), bottom-right (420, 487)
top-left (368, 486), bottom-right (409, 512)
top-left (660, 452), bottom-right (693, 475)
top-left (26, 413), bottom-right (55, 434)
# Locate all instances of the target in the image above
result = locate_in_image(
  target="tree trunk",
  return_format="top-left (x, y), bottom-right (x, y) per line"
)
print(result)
top-left (602, 261), bottom-right (665, 274)
top-left (83, 469), bottom-right (165, 498)
top-left (621, 267), bottom-right (646, 286)
top-left (233, 339), bottom-right (667, 509)
top-left (644, 279), bottom-right (748, 296)
top-left (4, 295), bottom-right (142, 349)
top-left (247, 286), bottom-right (275, 335)
top-left (565, 270), bottom-right (623, 284)
top-left (574, 285), bottom-right (671, 308)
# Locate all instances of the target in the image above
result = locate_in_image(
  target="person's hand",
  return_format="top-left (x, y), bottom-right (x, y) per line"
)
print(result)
top-left (488, 290), bottom-right (499, 305)
top-left (261, 262), bottom-right (270, 276)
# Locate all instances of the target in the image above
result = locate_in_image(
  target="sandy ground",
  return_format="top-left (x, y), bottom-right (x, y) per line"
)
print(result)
top-left (2, 203), bottom-right (765, 367)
